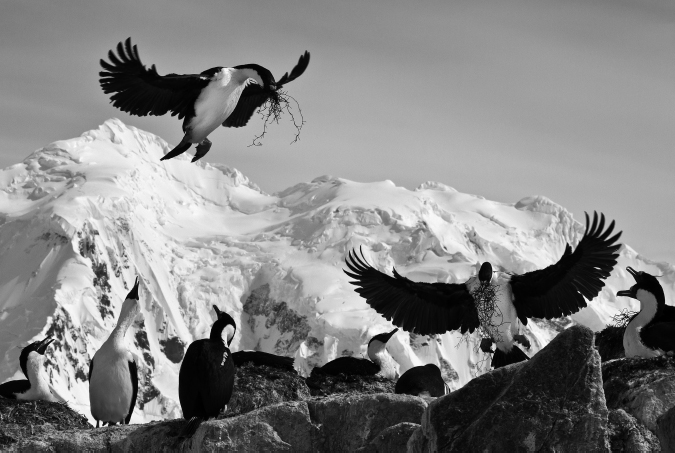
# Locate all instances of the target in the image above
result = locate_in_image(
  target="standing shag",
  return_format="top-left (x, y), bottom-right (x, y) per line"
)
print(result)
top-left (345, 212), bottom-right (622, 368)
top-left (0, 338), bottom-right (57, 401)
top-left (311, 328), bottom-right (399, 379)
top-left (99, 38), bottom-right (310, 162)
top-left (178, 305), bottom-right (236, 438)
top-left (395, 364), bottom-right (448, 398)
top-left (89, 278), bottom-right (140, 427)
top-left (617, 267), bottom-right (675, 357)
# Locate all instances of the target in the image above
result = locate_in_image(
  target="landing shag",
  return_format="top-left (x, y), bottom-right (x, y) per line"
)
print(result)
top-left (0, 338), bottom-right (57, 401)
top-left (311, 328), bottom-right (399, 379)
top-left (395, 363), bottom-right (448, 397)
top-left (345, 212), bottom-right (622, 368)
top-left (178, 305), bottom-right (236, 438)
top-left (99, 38), bottom-right (310, 162)
top-left (617, 266), bottom-right (675, 357)
top-left (89, 278), bottom-right (140, 427)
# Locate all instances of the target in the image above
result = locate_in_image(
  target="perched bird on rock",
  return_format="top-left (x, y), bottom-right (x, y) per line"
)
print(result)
top-left (395, 363), bottom-right (448, 397)
top-left (178, 305), bottom-right (236, 438)
top-left (310, 328), bottom-right (399, 379)
top-left (89, 278), bottom-right (140, 427)
top-left (345, 212), bottom-right (622, 368)
top-left (99, 38), bottom-right (310, 162)
top-left (0, 338), bottom-right (57, 401)
top-left (617, 267), bottom-right (675, 358)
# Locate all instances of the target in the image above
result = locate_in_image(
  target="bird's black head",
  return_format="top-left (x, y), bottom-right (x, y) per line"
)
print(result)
top-left (233, 64), bottom-right (276, 90)
top-left (19, 337), bottom-right (54, 378)
top-left (368, 328), bottom-right (399, 347)
top-left (126, 277), bottom-right (140, 300)
top-left (617, 267), bottom-right (665, 304)
top-left (211, 305), bottom-right (237, 346)
top-left (478, 262), bottom-right (493, 283)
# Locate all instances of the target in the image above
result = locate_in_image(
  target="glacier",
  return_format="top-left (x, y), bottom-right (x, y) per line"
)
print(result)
top-left (0, 119), bottom-right (672, 424)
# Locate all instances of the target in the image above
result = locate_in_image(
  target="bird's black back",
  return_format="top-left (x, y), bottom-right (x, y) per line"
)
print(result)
top-left (0, 379), bottom-right (30, 399)
top-left (313, 356), bottom-right (380, 376)
top-left (179, 339), bottom-right (235, 420)
top-left (395, 364), bottom-right (446, 397)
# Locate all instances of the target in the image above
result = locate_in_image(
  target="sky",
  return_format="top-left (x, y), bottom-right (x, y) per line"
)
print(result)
top-left (1, 0), bottom-right (674, 263)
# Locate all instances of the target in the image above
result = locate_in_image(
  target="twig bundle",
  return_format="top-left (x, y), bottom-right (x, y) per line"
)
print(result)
top-left (610, 308), bottom-right (639, 328)
top-left (250, 90), bottom-right (305, 147)
top-left (470, 282), bottom-right (504, 343)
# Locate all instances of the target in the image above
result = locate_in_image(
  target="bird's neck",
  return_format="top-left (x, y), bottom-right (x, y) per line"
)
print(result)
top-left (26, 355), bottom-right (55, 401)
top-left (624, 290), bottom-right (661, 358)
top-left (109, 300), bottom-right (138, 346)
top-left (368, 341), bottom-right (397, 379)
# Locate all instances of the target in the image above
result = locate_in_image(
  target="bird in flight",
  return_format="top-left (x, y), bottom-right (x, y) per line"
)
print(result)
top-left (99, 38), bottom-right (310, 162)
top-left (345, 212), bottom-right (622, 368)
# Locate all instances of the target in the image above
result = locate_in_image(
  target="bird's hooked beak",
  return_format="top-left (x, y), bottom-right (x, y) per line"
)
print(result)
top-left (126, 277), bottom-right (140, 300)
top-left (36, 337), bottom-right (55, 355)
top-left (617, 267), bottom-right (639, 299)
top-left (213, 305), bottom-right (222, 316)
top-left (382, 328), bottom-right (399, 343)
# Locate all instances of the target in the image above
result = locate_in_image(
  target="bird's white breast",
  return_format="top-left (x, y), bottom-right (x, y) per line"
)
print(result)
top-left (17, 353), bottom-right (57, 402)
top-left (623, 293), bottom-right (662, 358)
top-left (89, 344), bottom-right (134, 423)
top-left (190, 68), bottom-right (247, 141)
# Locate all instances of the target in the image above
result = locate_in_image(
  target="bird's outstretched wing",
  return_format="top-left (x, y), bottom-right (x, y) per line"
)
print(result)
top-left (344, 248), bottom-right (479, 335)
top-left (223, 51), bottom-right (310, 128)
top-left (99, 38), bottom-right (211, 119)
top-left (510, 211), bottom-right (622, 324)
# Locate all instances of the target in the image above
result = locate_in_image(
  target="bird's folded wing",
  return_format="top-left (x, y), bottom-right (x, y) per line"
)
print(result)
top-left (510, 211), bottom-right (622, 324)
top-left (99, 38), bottom-right (210, 119)
top-left (126, 360), bottom-right (138, 424)
top-left (344, 249), bottom-right (479, 335)
top-left (0, 379), bottom-right (30, 399)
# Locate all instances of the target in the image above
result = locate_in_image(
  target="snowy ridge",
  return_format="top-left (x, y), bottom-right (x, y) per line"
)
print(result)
top-left (0, 119), bottom-right (672, 423)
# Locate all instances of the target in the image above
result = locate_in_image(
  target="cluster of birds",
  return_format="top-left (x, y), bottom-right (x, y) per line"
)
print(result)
top-left (1, 38), bottom-right (674, 438)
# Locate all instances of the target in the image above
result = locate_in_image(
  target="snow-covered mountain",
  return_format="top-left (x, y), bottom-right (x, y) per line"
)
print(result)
top-left (0, 119), bottom-right (672, 423)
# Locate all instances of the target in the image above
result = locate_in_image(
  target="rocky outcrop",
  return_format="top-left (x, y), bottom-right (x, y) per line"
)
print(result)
top-left (608, 408), bottom-right (661, 452)
top-left (10, 393), bottom-right (426, 452)
top-left (306, 371), bottom-right (396, 397)
top-left (410, 325), bottom-right (609, 452)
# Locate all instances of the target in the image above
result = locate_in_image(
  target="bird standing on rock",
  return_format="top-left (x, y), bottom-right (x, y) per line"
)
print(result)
top-left (99, 38), bottom-right (310, 162)
top-left (310, 328), bottom-right (399, 379)
top-left (345, 212), bottom-right (622, 369)
top-left (0, 338), bottom-right (57, 401)
top-left (178, 305), bottom-right (236, 438)
top-left (89, 278), bottom-right (141, 427)
top-left (617, 267), bottom-right (675, 358)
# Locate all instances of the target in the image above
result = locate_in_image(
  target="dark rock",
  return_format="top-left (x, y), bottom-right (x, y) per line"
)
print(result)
top-left (603, 355), bottom-right (675, 431)
top-left (412, 325), bottom-right (609, 452)
top-left (657, 405), bottom-right (675, 452)
top-left (306, 371), bottom-right (395, 397)
top-left (360, 422), bottom-right (420, 452)
top-left (227, 361), bottom-right (311, 417)
top-left (160, 336), bottom-right (186, 364)
top-left (308, 393), bottom-right (427, 452)
top-left (608, 409), bottom-right (660, 452)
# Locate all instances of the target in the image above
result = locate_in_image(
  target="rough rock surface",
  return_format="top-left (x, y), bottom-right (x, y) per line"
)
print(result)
top-left (226, 361), bottom-right (310, 417)
top-left (361, 422), bottom-right (420, 452)
top-left (603, 355), bottom-right (675, 432)
top-left (411, 325), bottom-right (609, 452)
top-left (595, 325), bottom-right (626, 362)
top-left (10, 393), bottom-right (427, 452)
top-left (306, 371), bottom-right (396, 397)
top-left (608, 409), bottom-right (661, 452)
top-left (657, 405), bottom-right (675, 452)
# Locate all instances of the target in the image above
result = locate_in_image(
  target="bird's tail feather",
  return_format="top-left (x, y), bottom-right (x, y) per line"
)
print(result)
top-left (161, 139), bottom-right (192, 161)
top-left (179, 416), bottom-right (204, 439)
top-left (491, 345), bottom-right (529, 369)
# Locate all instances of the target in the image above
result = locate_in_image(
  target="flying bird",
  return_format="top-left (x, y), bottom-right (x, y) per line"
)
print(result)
top-left (0, 338), bottom-right (57, 401)
top-left (89, 278), bottom-right (140, 427)
top-left (617, 267), bottom-right (675, 357)
top-left (178, 305), bottom-right (236, 438)
top-left (345, 212), bottom-right (622, 368)
top-left (310, 328), bottom-right (399, 379)
top-left (99, 38), bottom-right (310, 162)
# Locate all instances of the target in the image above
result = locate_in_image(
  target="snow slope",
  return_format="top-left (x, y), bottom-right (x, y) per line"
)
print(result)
top-left (0, 119), bottom-right (672, 423)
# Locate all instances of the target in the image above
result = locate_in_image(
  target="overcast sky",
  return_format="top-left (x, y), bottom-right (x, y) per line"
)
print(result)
top-left (1, 0), bottom-right (674, 263)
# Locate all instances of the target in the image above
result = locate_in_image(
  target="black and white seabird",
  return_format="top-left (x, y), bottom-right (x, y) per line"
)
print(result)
top-left (178, 305), bottom-right (236, 438)
top-left (345, 212), bottom-right (622, 369)
top-left (0, 338), bottom-right (57, 401)
top-left (89, 278), bottom-right (140, 427)
top-left (232, 350), bottom-right (295, 373)
top-left (311, 328), bottom-right (399, 379)
top-left (617, 267), bottom-right (675, 358)
top-left (395, 363), bottom-right (449, 398)
top-left (99, 38), bottom-right (310, 162)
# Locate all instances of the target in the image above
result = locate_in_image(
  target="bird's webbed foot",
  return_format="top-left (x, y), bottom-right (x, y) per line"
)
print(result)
top-left (480, 337), bottom-right (495, 353)
top-left (192, 139), bottom-right (212, 162)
